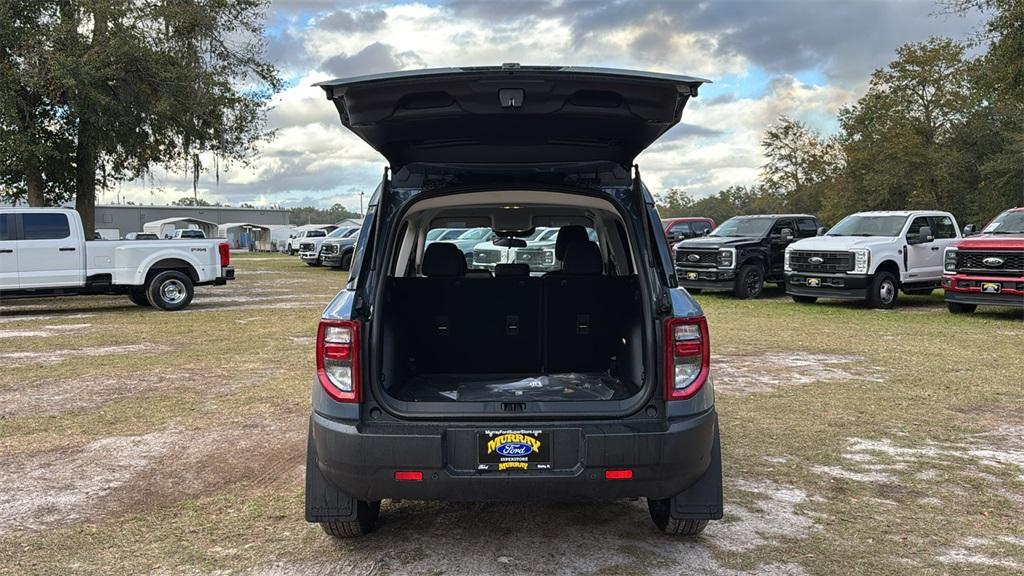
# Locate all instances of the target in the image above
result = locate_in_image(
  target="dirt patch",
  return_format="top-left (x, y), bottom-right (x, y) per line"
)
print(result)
top-left (0, 312), bottom-right (95, 324)
top-left (710, 480), bottom-right (821, 552)
top-left (0, 368), bottom-right (236, 419)
top-left (714, 353), bottom-right (884, 395)
top-left (0, 343), bottom-right (167, 366)
top-left (0, 323), bottom-right (92, 338)
top-left (0, 418), bottom-right (305, 536)
top-left (937, 536), bottom-right (1024, 571)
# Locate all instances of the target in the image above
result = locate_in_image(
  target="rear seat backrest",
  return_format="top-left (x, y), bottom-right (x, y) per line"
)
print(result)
top-left (543, 240), bottom-right (621, 373)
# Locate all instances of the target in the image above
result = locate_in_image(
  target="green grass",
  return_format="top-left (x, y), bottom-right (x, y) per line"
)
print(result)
top-left (0, 256), bottom-right (1021, 575)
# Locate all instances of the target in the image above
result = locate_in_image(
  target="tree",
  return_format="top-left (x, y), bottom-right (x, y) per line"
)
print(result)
top-left (655, 188), bottom-right (694, 218)
top-left (0, 1), bottom-right (281, 235)
top-left (834, 38), bottom-right (979, 223)
top-left (760, 116), bottom-right (844, 216)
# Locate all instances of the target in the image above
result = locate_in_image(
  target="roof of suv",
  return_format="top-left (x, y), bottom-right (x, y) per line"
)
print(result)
top-left (729, 214), bottom-right (816, 219)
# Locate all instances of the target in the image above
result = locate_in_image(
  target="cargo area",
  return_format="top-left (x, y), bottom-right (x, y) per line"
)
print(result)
top-left (378, 240), bottom-right (646, 405)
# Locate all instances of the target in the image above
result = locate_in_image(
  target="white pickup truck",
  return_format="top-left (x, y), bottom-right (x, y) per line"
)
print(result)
top-left (0, 208), bottom-right (234, 311)
top-left (784, 210), bottom-right (961, 309)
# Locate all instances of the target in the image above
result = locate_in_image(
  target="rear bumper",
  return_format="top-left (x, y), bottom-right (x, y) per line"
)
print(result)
top-left (676, 267), bottom-right (736, 291)
top-left (205, 266), bottom-right (234, 286)
top-left (785, 272), bottom-right (869, 300)
top-left (309, 408), bottom-right (718, 502)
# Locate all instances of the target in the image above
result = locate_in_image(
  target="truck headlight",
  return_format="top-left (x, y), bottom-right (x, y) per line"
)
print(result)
top-left (944, 247), bottom-right (958, 273)
top-left (851, 249), bottom-right (870, 274)
top-left (784, 249), bottom-right (792, 272)
top-left (717, 248), bottom-right (735, 269)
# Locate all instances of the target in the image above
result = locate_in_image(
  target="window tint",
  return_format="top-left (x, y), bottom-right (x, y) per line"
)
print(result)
top-left (692, 221), bottom-right (711, 234)
top-left (0, 214), bottom-right (10, 241)
top-left (771, 219), bottom-right (795, 236)
top-left (931, 216), bottom-right (956, 239)
top-left (906, 216), bottom-right (931, 238)
top-left (23, 213), bottom-right (71, 240)
top-left (669, 222), bottom-right (692, 235)
top-left (796, 218), bottom-right (818, 237)
top-left (307, 230), bottom-right (326, 237)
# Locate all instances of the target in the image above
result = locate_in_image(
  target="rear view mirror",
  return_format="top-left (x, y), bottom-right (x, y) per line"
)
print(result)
top-left (494, 237), bottom-right (527, 248)
top-left (962, 224), bottom-right (976, 236)
top-left (817, 226), bottom-right (827, 236)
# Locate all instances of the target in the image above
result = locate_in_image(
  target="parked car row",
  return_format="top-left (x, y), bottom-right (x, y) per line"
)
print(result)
top-left (670, 208), bottom-right (1023, 313)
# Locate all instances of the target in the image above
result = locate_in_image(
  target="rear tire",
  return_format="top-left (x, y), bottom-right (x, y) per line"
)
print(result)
top-left (647, 498), bottom-right (709, 536)
top-left (128, 288), bottom-right (151, 307)
top-left (145, 270), bottom-right (194, 311)
top-left (687, 288), bottom-right (703, 294)
top-left (867, 271), bottom-right (898, 309)
top-left (947, 301), bottom-right (977, 314)
top-left (320, 500), bottom-right (381, 538)
top-left (733, 264), bottom-right (764, 299)
top-left (791, 295), bottom-right (817, 304)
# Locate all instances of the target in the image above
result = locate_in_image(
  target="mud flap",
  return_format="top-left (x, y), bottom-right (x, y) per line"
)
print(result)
top-left (670, 417), bottom-right (723, 520)
top-left (304, 420), bottom-right (358, 522)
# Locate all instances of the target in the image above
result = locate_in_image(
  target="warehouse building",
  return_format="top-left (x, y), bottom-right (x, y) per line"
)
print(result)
top-left (90, 204), bottom-right (289, 238)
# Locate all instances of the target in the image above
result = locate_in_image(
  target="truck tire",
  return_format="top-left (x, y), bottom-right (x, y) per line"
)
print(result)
top-left (340, 250), bottom-right (353, 271)
top-left (288, 248), bottom-right (296, 256)
top-left (306, 259), bottom-right (321, 267)
top-left (128, 288), bottom-right (151, 307)
top-left (146, 270), bottom-right (194, 311)
top-left (867, 271), bottom-right (898, 309)
top-left (646, 498), bottom-right (709, 536)
top-left (791, 295), bottom-right (817, 304)
top-left (320, 500), bottom-right (381, 538)
top-left (947, 301), bottom-right (977, 314)
top-left (733, 264), bottom-right (764, 299)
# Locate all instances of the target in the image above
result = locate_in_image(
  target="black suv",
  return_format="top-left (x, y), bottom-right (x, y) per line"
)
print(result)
top-left (674, 214), bottom-right (823, 298)
top-left (305, 65), bottom-right (722, 539)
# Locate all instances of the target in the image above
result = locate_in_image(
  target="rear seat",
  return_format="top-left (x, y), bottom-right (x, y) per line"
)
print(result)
top-left (542, 241), bottom-right (624, 373)
top-left (392, 238), bottom-right (633, 378)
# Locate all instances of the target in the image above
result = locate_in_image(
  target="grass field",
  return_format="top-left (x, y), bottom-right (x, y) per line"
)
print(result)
top-left (1, 253), bottom-right (1021, 575)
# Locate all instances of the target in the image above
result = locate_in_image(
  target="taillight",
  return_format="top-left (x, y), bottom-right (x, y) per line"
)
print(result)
top-left (218, 242), bottom-right (230, 267)
top-left (665, 317), bottom-right (710, 400)
top-left (316, 320), bottom-right (360, 402)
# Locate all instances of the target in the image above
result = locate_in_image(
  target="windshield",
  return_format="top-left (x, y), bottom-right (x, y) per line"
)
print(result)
top-left (983, 210), bottom-right (1024, 234)
top-left (327, 228), bottom-right (348, 238)
top-left (827, 215), bottom-right (907, 237)
top-left (342, 228), bottom-right (359, 238)
top-left (709, 217), bottom-right (774, 238)
top-left (439, 229), bottom-right (467, 240)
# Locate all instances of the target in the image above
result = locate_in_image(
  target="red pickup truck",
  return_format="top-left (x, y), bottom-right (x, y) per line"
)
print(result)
top-left (662, 217), bottom-right (716, 244)
top-left (942, 207), bottom-right (1024, 313)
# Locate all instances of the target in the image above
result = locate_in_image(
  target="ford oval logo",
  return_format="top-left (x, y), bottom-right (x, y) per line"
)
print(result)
top-left (808, 256), bottom-right (824, 265)
top-left (495, 442), bottom-right (534, 457)
top-left (687, 254), bottom-right (700, 262)
top-left (983, 257), bottom-right (1005, 267)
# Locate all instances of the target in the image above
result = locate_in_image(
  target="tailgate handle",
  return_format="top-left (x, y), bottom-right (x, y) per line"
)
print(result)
top-left (501, 402), bottom-right (526, 413)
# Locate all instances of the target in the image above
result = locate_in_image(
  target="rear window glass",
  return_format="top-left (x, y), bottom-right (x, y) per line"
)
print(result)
top-left (23, 213), bottom-right (71, 240)
top-left (427, 225), bottom-right (599, 277)
top-left (0, 214), bottom-right (10, 241)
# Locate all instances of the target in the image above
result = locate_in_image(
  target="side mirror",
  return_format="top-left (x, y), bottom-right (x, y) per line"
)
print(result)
top-left (817, 226), bottom-right (827, 236)
top-left (909, 226), bottom-right (933, 244)
top-left (962, 224), bottom-right (976, 236)
top-left (702, 228), bottom-right (711, 236)
top-left (780, 228), bottom-right (794, 242)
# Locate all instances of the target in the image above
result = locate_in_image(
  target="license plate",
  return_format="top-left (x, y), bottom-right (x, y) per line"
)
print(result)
top-left (981, 282), bottom-right (1001, 293)
top-left (686, 272), bottom-right (699, 280)
top-left (478, 430), bottom-right (551, 471)
top-left (806, 277), bottom-right (821, 287)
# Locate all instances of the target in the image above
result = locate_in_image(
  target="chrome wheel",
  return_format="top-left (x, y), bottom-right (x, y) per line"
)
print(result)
top-left (879, 279), bottom-right (895, 305)
top-left (160, 279), bottom-right (187, 304)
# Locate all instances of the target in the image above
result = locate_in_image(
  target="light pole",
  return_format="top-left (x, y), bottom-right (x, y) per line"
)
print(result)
top-left (359, 191), bottom-right (364, 217)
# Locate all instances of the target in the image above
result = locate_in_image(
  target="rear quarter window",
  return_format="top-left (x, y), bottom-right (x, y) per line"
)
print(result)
top-left (0, 214), bottom-right (11, 240)
top-left (22, 213), bottom-right (71, 240)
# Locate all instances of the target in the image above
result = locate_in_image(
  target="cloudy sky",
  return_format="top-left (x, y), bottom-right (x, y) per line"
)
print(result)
top-left (113, 0), bottom-right (983, 210)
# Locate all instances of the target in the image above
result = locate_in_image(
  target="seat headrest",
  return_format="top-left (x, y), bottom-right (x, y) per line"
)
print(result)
top-left (554, 225), bottom-right (589, 260)
top-left (495, 263), bottom-right (530, 277)
top-left (562, 241), bottom-right (603, 275)
top-left (422, 243), bottom-right (467, 277)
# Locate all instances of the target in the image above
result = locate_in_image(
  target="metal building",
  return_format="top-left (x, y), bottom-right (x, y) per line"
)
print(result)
top-left (90, 204), bottom-right (289, 238)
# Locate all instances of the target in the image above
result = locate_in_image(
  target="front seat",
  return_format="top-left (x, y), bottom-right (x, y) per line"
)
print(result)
top-left (544, 225), bottom-right (590, 276)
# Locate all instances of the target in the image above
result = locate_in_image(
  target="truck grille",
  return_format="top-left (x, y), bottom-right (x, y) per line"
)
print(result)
top-left (320, 243), bottom-right (338, 255)
top-left (789, 250), bottom-right (854, 273)
top-left (675, 249), bottom-right (718, 268)
top-left (474, 249), bottom-right (502, 264)
top-left (957, 250), bottom-right (1024, 275)
top-left (299, 242), bottom-right (314, 252)
top-left (514, 249), bottom-right (553, 265)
